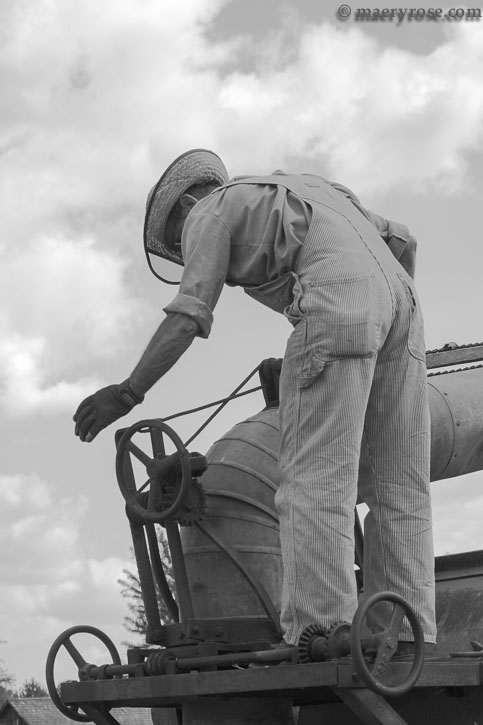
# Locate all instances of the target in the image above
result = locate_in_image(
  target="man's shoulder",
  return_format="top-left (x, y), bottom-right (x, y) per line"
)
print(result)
top-left (222, 172), bottom-right (326, 186)
top-left (200, 171), bottom-right (334, 214)
top-left (192, 175), bottom-right (295, 232)
top-left (194, 181), bottom-right (252, 212)
top-left (205, 177), bottom-right (275, 207)
top-left (185, 183), bottom-right (252, 232)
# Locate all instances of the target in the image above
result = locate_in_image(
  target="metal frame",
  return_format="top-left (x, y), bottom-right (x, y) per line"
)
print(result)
top-left (60, 658), bottom-right (483, 724)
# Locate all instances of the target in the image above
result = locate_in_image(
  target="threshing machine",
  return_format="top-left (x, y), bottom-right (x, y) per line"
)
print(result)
top-left (46, 342), bottom-right (483, 724)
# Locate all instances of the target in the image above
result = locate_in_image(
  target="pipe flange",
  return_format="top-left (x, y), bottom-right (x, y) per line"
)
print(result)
top-left (326, 621), bottom-right (352, 659)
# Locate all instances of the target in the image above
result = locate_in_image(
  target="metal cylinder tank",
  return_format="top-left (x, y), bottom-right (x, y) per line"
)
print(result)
top-left (181, 408), bottom-right (283, 619)
top-left (427, 367), bottom-right (483, 480)
top-left (181, 366), bottom-right (483, 621)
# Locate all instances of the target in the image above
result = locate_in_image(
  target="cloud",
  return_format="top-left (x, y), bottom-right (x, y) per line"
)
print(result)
top-left (0, 236), bottom-right (152, 417)
top-left (0, 0), bottom-right (235, 418)
top-left (216, 21), bottom-right (483, 194)
top-left (0, 0), bottom-right (232, 249)
top-left (3, 1), bottom-right (482, 247)
top-left (0, 473), bottom-right (88, 583)
top-left (0, 473), bottom-right (52, 508)
top-left (1, 1), bottom-right (483, 419)
top-left (0, 471), bottom-right (132, 683)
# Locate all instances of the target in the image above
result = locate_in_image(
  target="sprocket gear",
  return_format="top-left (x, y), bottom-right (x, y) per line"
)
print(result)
top-left (297, 624), bottom-right (328, 664)
top-left (144, 648), bottom-right (177, 676)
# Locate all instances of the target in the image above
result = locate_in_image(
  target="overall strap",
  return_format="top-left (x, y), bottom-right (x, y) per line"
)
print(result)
top-left (219, 173), bottom-right (333, 205)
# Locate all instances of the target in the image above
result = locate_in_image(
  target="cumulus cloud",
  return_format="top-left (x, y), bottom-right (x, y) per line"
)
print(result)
top-left (0, 236), bottom-right (152, 417)
top-left (0, 471), bottom-right (132, 683)
top-left (0, 0), bottom-right (234, 418)
top-left (3, 1), bottom-right (483, 247)
top-left (0, 472), bottom-right (88, 582)
top-left (0, 0), bottom-right (232, 249)
top-left (0, 473), bottom-right (52, 508)
top-left (216, 21), bottom-right (483, 194)
top-left (1, 1), bottom-right (483, 418)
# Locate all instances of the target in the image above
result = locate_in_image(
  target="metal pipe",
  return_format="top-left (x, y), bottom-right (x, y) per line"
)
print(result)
top-left (175, 646), bottom-right (296, 671)
top-left (427, 368), bottom-right (483, 480)
top-left (129, 521), bottom-right (163, 644)
top-left (145, 523), bottom-right (179, 622)
top-left (165, 521), bottom-right (195, 624)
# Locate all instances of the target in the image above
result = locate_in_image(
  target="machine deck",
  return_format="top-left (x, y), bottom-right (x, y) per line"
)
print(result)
top-left (61, 657), bottom-right (483, 707)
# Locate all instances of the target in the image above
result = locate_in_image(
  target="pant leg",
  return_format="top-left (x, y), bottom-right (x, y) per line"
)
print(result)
top-left (276, 318), bottom-right (378, 644)
top-left (358, 275), bottom-right (436, 643)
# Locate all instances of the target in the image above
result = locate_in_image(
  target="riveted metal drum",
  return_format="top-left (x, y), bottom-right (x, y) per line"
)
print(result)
top-left (181, 407), bottom-right (283, 622)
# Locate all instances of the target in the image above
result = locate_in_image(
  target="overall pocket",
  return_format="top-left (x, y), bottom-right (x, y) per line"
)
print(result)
top-left (299, 274), bottom-right (382, 387)
top-left (397, 273), bottom-right (426, 362)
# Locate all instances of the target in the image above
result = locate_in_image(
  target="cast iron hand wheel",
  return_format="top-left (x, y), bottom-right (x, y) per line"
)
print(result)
top-left (115, 419), bottom-right (192, 524)
top-left (350, 591), bottom-right (425, 697)
top-left (46, 625), bottom-right (121, 722)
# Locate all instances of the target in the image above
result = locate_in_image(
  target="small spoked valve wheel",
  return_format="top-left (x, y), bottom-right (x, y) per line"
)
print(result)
top-left (115, 419), bottom-right (192, 524)
top-left (45, 625), bottom-right (121, 721)
top-left (350, 591), bottom-right (425, 697)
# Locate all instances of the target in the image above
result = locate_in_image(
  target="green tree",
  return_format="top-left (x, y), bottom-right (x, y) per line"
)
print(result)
top-left (15, 679), bottom-right (48, 698)
top-left (118, 529), bottom-right (176, 642)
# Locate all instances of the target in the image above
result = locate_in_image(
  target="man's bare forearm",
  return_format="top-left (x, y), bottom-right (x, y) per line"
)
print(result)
top-left (129, 313), bottom-right (200, 397)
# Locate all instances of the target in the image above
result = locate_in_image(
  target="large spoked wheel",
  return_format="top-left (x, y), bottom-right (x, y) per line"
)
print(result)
top-left (45, 625), bottom-right (121, 722)
top-left (115, 419), bottom-right (192, 524)
top-left (350, 591), bottom-right (425, 697)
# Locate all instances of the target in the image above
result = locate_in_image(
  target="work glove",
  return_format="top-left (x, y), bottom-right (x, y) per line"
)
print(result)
top-left (259, 358), bottom-right (283, 409)
top-left (73, 381), bottom-right (143, 442)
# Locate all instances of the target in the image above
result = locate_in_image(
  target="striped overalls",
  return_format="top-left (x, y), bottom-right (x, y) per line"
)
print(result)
top-left (245, 174), bottom-right (436, 645)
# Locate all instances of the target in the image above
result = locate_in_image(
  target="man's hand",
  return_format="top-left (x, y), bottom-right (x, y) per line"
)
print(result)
top-left (73, 384), bottom-right (139, 442)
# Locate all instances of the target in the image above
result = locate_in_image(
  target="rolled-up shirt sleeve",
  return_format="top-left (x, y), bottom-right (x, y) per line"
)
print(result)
top-left (163, 293), bottom-right (214, 338)
top-left (163, 200), bottom-right (231, 338)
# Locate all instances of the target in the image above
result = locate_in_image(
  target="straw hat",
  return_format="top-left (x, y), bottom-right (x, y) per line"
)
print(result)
top-left (144, 149), bottom-right (229, 267)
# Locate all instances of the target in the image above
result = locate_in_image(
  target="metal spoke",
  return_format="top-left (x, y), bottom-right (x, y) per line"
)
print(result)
top-left (387, 603), bottom-right (405, 639)
top-left (63, 639), bottom-right (88, 669)
top-left (138, 478), bottom-right (151, 494)
top-left (370, 603), bottom-right (406, 679)
top-left (126, 440), bottom-right (152, 467)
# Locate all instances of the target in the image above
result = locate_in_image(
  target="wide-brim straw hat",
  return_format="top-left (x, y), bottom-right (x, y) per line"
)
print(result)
top-left (144, 149), bottom-right (229, 269)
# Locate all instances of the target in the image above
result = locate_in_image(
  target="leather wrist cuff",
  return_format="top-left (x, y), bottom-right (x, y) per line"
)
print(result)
top-left (118, 380), bottom-right (145, 408)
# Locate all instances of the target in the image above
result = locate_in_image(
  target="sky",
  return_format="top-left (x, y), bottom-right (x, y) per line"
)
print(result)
top-left (1, 0), bottom-right (483, 692)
